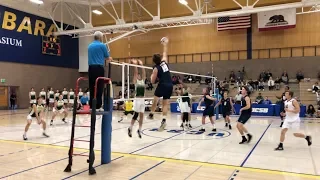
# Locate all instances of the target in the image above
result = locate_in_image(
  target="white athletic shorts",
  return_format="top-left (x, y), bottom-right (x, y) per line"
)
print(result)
top-left (27, 113), bottom-right (41, 121)
top-left (27, 115), bottom-right (33, 120)
top-left (282, 118), bottom-right (301, 130)
top-left (179, 102), bottom-right (190, 113)
top-left (30, 100), bottom-right (36, 104)
top-left (64, 99), bottom-right (68, 103)
top-left (69, 99), bottom-right (74, 104)
top-left (53, 108), bottom-right (65, 114)
top-left (133, 99), bottom-right (145, 113)
top-left (49, 98), bottom-right (55, 103)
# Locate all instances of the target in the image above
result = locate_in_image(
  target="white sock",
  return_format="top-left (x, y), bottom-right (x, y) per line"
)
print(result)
top-left (138, 127), bottom-right (142, 131)
top-left (212, 124), bottom-right (216, 129)
top-left (129, 125), bottom-right (133, 130)
top-left (162, 115), bottom-right (167, 120)
top-left (24, 132), bottom-right (27, 136)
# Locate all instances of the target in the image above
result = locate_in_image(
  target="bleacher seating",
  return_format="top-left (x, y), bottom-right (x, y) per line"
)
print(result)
top-left (300, 79), bottom-right (318, 107)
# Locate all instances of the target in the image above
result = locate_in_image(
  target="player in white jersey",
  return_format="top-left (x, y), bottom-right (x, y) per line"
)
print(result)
top-left (48, 87), bottom-right (55, 111)
top-left (54, 90), bottom-right (60, 102)
top-left (78, 88), bottom-right (84, 100)
top-left (29, 87), bottom-right (36, 107)
top-left (39, 88), bottom-right (47, 106)
top-left (275, 91), bottom-right (312, 151)
top-left (62, 88), bottom-right (69, 104)
top-left (128, 59), bottom-right (146, 138)
top-left (23, 97), bottom-right (49, 140)
top-left (176, 84), bottom-right (193, 130)
top-left (50, 94), bottom-right (68, 126)
top-left (68, 88), bottom-right (75, 109)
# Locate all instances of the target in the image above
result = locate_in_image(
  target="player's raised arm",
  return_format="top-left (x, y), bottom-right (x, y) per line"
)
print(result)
top-left (160, 37), bottom-right (169, 63)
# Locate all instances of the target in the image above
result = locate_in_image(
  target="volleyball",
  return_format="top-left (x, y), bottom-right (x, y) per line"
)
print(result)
top-left (160, 37), bottom-right (169, 44)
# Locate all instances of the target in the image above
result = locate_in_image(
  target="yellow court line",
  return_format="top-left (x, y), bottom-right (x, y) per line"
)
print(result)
top-left (0, 139), bottom-right (319, 179)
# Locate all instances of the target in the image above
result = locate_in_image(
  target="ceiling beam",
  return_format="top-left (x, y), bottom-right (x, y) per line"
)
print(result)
top-left (54, 0), bottom-right (320, 36)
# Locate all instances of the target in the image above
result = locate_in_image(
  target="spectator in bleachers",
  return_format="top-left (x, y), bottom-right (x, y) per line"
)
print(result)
top-left (246, 82), bottom-right (254, 92)
top-left (172, 75), bottom-right (178, 85)
top-left (195, 72), bottom-right (201, 84)
top-left (237, 70), bottom-right (244, 82)
top-left (242, 66), bottom-right (247, 80)
top-left (236, 80), bottom-right (244, 92)
top-left (306, 104), bottom-right (316, 118)
top-left (281, 71), bottom-right (289, 84)
top-left (186, 75), bottom-right (195, 83)
top-left (145, 78), bottom-right (153, 91)
top-left (258, 79), bottom-right (265, 91)
top-left (255, 93), bottom-right (264, 104)
top-left (205, 72), bottom-right (212, 85)
top-left (229, 71), bottom-right (236, 83)
top-left (312, 82), bottom-right (319, 93)
top-left (266, 70), bottom-right (273, 81)
top-left (268, 77), bottom-right (275, 91)
top-left (259, 71), bottom-right (267, 82)
top-left (317, 105), bottom-right (320, 118)
top-left (295, 96), bottom-right (302, 106)
top-left (254, 79), bottom-right (259, 91)
top-left (296, 70), bottom-right (304, 82)
top-left (263, 96), bottom-right (272, 105)
top-left (317, 92), bottom-right (320, 105)
top-left (275, 77), bottom-right (281, 90)
top-left (234, 92), bottom-right (242, 104)
top-left (247, 79), bottom-right (255, 91)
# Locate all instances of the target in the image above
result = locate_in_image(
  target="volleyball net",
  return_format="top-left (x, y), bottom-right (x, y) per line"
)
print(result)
top-left (110, 60), bottom-right (220, 119)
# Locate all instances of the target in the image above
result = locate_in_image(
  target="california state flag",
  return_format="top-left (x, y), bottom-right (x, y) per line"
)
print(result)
top-left (258, 8), bottom-right (296, 31)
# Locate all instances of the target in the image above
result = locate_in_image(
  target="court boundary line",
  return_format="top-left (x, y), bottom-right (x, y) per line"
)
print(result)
top-left (228, 169), bottom-right (239, 180)
top-left (129, 160), bottom-right (165, 180)
top-left (240, 123), bottom-right (272, 167)
top-left (0, 117), bottom-right (159, 157)
top-left (61, 156), bottom-right (124, 180)
top-left (61, 123), bottom-right (211, 179)
top-left (1, 138), bottom-right (319, 179)
top-left (0, 151), bottom-right (88, 179)
top-left (184, 165), bottom-right (202, 179)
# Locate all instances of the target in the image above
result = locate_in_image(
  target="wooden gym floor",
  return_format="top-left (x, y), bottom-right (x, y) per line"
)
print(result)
top-left (0, 109), bottom-right (319, 180)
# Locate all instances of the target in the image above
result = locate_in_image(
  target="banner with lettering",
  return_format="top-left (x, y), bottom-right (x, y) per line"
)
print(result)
top-left (0, 5), bottom-right (79, 68)
top-left (258, 8), bottom-right (296, 31)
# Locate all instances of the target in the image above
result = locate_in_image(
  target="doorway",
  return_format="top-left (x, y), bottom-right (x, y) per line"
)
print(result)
top-left (8, 86), bottom-right (20, 109)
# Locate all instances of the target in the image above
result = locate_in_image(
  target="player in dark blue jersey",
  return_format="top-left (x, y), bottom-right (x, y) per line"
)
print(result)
top-left (214, 91), bottom-right (234, 130)
top-left (237, 86), bottom-right (253, 144)
top-left (149, 37), bottom-right (173, 132)
top-left (197, 87), bottom-right (217, 132)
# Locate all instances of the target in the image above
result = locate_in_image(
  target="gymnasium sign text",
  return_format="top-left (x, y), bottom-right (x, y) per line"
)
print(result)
top-left (1, 11), bottom-right (57, 37)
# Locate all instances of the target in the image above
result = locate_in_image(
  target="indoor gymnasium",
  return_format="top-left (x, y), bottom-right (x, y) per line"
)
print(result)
top-left (1, 0), bottom-right (320, 179)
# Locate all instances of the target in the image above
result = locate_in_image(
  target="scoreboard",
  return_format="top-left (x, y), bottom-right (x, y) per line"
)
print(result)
top-left (42, 36), bottom-right (61, 56)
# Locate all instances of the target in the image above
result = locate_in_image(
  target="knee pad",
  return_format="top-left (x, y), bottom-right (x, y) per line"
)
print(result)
top-left (132, 112), bottom-right (139, 120)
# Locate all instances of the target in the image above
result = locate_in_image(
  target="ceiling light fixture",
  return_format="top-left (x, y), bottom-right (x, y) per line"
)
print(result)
top-left (92, 10), bottom-right (103, 15)
top-left (30, 0), bottom-right (43, 4)
top-left (179, 0), bottom-right (188, 5)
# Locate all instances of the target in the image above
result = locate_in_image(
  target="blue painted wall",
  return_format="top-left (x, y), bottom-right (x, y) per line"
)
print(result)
top-left (0, 5), bottom-right (79, 69)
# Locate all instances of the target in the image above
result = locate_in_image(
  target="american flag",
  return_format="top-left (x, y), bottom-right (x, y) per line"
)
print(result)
top-left (217, 15), bottom-right (251, 31)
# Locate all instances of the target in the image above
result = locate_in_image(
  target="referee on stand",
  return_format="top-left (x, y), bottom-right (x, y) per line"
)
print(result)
top-left (88, 31), bottom-right (112, 110)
